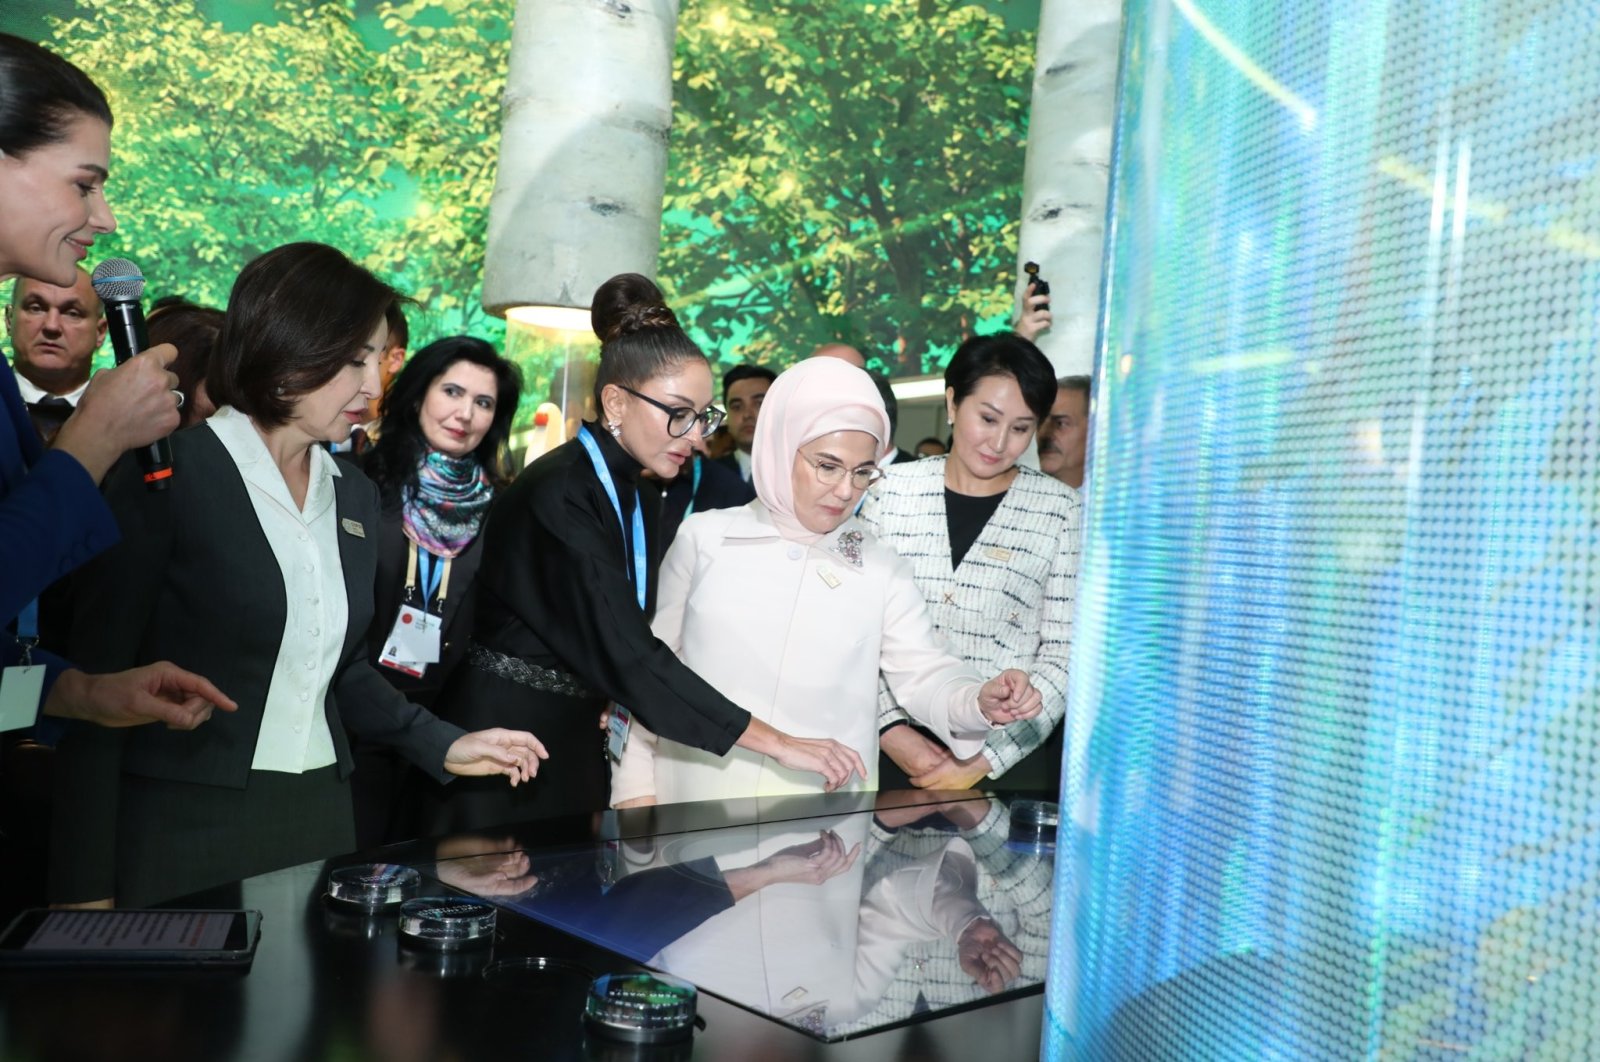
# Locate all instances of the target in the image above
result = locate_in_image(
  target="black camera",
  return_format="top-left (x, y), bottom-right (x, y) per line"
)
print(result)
top-left (1024, 260), bottom-right (1050, 297)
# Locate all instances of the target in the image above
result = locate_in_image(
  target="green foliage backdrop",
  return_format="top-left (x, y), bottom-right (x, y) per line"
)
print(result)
top-left (664, 0), bottom-right (1035, 374)
top-left (4, 0), bottom-right (1034, 409)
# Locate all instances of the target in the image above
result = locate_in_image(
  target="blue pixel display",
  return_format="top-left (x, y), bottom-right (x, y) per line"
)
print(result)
top-left (1047, 0), bottom-right (1600, 1057)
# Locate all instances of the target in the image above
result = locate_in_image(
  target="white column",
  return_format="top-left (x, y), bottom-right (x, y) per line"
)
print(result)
top-left (483, 0), bottom-right (680, 316)
top-left (1017, 0), bottom-right (1125, 376)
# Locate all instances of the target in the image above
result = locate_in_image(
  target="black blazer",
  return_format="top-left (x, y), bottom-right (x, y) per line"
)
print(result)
top-left (52, 425), bottom-right (462, 897)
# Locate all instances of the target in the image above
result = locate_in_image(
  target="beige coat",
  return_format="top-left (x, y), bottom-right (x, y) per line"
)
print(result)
top-left (610, 502), bottom-right (993, 805)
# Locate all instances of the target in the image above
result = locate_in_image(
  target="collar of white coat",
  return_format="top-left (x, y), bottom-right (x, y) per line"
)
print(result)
top-left (723, 499), bottom-right (869, 569)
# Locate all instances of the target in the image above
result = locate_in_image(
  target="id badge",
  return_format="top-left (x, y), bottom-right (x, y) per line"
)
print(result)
top-left (377, 650), bottom-right (426, 678)
top-left (378, 604), bottom-right (442, 678)
top-left (392, 604), bottom-right (442, 663)
top-left (0, 664), bottom-right (47, 733)
top-left (607, 704), bottom-right (633, 763)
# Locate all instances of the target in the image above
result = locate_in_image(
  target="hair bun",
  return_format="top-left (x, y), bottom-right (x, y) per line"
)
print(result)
top-left (591, 273), bottom-right (680, 343)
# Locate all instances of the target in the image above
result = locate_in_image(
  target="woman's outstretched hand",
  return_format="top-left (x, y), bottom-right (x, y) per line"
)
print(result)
top-left (738, 717), bottom-right (867, 792)
top-left (444, 728), bottom-right (549, 786)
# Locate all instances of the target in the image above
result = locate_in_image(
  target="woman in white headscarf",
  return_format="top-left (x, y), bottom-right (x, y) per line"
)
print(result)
top-left (611, 357), bottom-right (1043, 806)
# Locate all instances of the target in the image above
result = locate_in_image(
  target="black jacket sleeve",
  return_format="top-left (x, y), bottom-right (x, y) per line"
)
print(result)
top-left (478, 462), bottom-right (751, 756)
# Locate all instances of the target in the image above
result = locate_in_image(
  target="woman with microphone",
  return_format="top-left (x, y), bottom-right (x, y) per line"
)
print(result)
top-left (0, 33), bottom-right (230, 731)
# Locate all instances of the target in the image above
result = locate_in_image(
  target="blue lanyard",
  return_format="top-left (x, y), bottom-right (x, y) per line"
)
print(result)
top-left (418, 550), bottom-right (444, 607)
top-left (14, 598), bottom-right (38, 665)
top-left (16, 599), bottom-right (37, 642)
top-left (576, 426), bottom-right (648, 611)
top-left (684, 455), bottom-right (703, 518)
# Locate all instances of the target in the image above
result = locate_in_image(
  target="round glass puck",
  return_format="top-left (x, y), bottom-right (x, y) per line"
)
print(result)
top-left (1008, 799), bottom-right (1060, 850)
top-left (584, 972), bottom-right (697, 1044)
top-left (326, 863), bottom-right (421, 911)
top-left (397, 896), bottom-right (497, 950)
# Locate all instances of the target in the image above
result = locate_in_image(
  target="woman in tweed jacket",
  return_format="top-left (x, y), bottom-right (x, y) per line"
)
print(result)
top-left (860, 333), bottom-right (1081, 792)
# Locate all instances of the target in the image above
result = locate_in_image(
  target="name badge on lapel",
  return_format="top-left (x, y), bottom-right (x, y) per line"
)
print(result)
top-left (983, 546), bottom-right (1012, 562)
top-left (341, 518), bottom-right (366, 538)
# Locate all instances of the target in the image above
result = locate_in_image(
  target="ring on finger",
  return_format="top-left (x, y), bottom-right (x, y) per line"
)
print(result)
top-left (172, 389), bottom-right (186, 408)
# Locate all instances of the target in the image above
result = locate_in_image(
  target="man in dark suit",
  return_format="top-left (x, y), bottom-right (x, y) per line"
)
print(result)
top-left (4, 271), bottom-right (106, 445)
top-left (715, 364), bottom-right (774, 489)
top-left (1037, 376), bottom-right (1089, 490)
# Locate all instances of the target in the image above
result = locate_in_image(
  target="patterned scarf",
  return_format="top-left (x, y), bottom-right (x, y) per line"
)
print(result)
top-left (402, 450), bottom-right (493, 558)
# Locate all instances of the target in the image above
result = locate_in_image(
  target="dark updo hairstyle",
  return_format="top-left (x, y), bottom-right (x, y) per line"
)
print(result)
top-left (207, 242), bottom-right (401, 428)
top-left (590, 273), bottom-right (708, 409)
top-left (0, 33), bottom-right (113, 157)
top-left (147, 299), bottom-right (224, 428)
top-left (364, 335), bottom-right (523, 497)
top-left (943, 332), bottom-right (1060, 423)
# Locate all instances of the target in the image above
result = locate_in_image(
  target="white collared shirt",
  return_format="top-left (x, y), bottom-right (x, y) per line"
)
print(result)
top-left (734, 448), bottom-right (753, 482)
top-left (207, 406), bottom-right (344, 774)
top-left (11, 369), bottom-right (89, 406)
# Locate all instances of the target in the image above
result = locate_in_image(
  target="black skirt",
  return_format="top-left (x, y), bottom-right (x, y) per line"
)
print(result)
top-left (116, 765), bottom-right (353, 907)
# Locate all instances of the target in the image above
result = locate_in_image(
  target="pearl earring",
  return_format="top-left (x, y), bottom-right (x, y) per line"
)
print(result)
top-left (607, 420), bottom-right (622, 439)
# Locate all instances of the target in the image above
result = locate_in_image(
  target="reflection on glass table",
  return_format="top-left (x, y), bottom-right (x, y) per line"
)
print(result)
top-left (421, 793), bottom-right (1054, 1042)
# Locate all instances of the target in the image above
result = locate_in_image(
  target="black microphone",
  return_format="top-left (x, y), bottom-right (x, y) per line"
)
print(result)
top-left (91, 257), bottom-right (172, 490)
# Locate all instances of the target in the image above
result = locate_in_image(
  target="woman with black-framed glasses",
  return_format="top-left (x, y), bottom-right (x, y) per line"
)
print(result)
top-left (609, 356), bottom-right (1044, 808)
top-left (430, 275), bottom-right (871, 831)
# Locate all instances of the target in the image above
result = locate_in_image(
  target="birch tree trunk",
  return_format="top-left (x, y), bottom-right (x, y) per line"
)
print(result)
top-left (483, 0), bottom-right (680, 316)
top-left (1017, 0), bottom-right (1124, 376)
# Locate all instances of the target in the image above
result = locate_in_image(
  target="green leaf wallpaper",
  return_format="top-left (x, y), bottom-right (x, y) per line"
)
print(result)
top-left (4, 0), bottom-right (1035, 426)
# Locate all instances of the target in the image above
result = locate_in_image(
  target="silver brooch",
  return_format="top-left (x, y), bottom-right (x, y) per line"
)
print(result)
top-left (830, 529), bottom-right (864, 568)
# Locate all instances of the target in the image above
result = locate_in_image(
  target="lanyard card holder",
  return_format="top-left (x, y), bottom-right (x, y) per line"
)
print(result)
top-left (0, 600), bottom-right (46, 733)
top-left (379, 544), bottom-right (450, 678)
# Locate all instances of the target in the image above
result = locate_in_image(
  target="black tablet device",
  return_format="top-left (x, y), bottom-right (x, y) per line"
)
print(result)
top-left (0, 908), bottom-right (262, 969)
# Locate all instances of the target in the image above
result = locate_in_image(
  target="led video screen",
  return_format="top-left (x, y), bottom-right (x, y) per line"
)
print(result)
top-left (1049, 1), bottom-right (1600, 1057)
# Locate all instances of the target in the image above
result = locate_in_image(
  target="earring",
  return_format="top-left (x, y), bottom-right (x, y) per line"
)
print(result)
top-left (607, 420), bottom-right (621, 439)
top-left (947, 418), bottom-right (954, 427)
top-left (275, 385), bottom-right (287, 397)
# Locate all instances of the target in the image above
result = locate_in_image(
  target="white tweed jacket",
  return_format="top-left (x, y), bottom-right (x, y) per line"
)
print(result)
top-left (859, 456), bottom-right (1081, 776)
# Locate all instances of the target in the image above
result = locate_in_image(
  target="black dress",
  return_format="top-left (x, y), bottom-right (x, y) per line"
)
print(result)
top-left (431, 425), bottom-right (752, 830)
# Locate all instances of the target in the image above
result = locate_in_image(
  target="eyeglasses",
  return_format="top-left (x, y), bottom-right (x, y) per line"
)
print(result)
top-left (621, 386), bottom-right (726, 438)
top-left (798, 450), bottom-right (885, 491)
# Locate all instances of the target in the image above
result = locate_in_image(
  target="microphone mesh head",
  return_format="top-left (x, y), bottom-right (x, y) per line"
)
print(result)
top-left (91, 258), bottom-right (146, 302)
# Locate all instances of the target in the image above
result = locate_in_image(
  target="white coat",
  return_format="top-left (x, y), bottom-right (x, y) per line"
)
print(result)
top-left (610, 501), bottom-right (994, 805)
